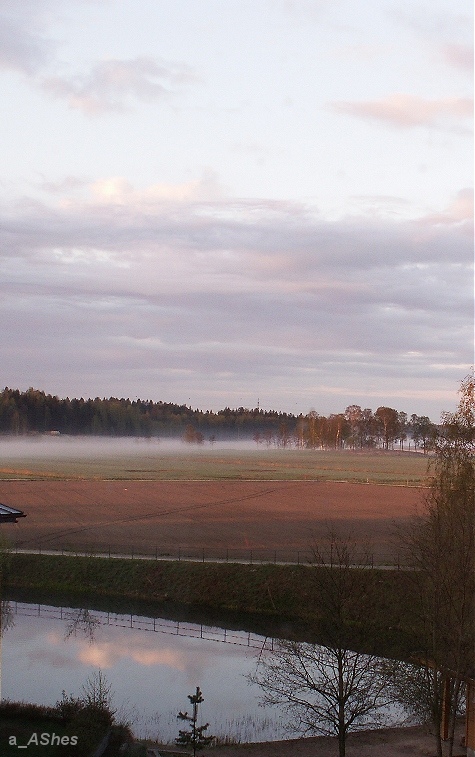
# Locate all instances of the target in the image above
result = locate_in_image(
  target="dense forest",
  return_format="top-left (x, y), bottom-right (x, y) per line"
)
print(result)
top-left (0, 387), bottom-right (437, 451)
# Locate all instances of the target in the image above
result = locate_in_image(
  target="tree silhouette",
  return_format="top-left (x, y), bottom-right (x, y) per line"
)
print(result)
top-left (251, 534), bottom-right (394, 757)
top-left (176, 686), bottom-right (214, 755)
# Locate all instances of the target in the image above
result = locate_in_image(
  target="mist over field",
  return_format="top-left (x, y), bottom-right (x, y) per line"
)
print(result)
top-left (0, 435), bottom-right (257, 459)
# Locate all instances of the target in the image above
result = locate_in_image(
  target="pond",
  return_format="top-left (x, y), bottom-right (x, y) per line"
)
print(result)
top-left (1, 596), bottom-right (289, 744)
top-left (2, 594), bottom-right (405, 745)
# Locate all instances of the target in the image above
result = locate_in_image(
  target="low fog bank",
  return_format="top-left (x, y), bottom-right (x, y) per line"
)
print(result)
top-left (0, 435), bottom-right (259, 459)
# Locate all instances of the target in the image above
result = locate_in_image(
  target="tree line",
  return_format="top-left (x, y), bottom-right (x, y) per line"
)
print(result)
top-left (0, 387), bottom-right (437, 451)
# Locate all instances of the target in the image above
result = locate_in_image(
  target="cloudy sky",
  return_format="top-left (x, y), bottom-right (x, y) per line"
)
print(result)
top-left (0, 0), bottom-right (473, 419)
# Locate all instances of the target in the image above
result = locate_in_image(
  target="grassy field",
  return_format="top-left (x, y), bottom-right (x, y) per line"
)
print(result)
top-left (0, 445), bottom-right (430, 484)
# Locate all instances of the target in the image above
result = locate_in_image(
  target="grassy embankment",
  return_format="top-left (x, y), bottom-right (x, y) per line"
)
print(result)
top-left (6, 553), bottom-right (419, 660)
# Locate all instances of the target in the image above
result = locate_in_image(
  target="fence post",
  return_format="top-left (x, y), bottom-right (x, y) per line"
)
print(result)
top-left (250, 550), bottom-right (253, 564)
top-left (155, 546), bottom-right (158, 560)
top-left (178, 546), bottom-right (181, 561)
top-left (226, 548), bottom-right (229, 563)
top-left (202, 548), bottom-right (205, 563)
top-left (274, 550), bottom-right (277, 564)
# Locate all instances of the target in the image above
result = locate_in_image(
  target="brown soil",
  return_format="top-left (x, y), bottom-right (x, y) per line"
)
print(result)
top-left (1, 480), bottom-right (423, 559)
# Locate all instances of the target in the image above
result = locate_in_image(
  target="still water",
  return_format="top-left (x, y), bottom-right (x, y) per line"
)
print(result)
top-left (1, 598), bottom-right (288, 743)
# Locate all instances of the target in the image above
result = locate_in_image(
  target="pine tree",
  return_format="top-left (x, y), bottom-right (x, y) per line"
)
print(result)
top-left (176, 686), bottom-right (214, 756)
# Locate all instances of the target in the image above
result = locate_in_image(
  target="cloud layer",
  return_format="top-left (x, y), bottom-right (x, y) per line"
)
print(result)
top-left (1, 184), bottom-right (472, 415)
top-left (0, 0), bottom-right (472, 417)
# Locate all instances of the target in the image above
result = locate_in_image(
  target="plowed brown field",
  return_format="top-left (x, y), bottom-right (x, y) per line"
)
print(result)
top-left (0, 479), bottom-right (425, 562)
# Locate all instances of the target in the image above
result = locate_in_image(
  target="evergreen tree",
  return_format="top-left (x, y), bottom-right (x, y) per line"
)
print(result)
top-left (176, 686), bottom-right (213, 756)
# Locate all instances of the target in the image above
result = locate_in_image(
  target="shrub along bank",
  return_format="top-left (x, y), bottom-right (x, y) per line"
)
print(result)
top-left (0, 697), bottom-right (120, 757)
top-left (5, 553), bottom-right (419, 659)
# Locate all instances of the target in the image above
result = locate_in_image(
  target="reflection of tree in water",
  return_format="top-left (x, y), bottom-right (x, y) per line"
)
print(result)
top-left (0, 534), bottom-right (12, 637)
top-left (0, 600), bottom-right (13, 637)
top-left (64, 608), bottom-right (100, 643)
top-left (0, 600), bottom-right (13, 701)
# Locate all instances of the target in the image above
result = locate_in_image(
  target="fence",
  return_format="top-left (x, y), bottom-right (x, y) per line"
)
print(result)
top-left (10, 601), bottom-right (275, 650)
top-left (13, 542), bottom-right (409, 569)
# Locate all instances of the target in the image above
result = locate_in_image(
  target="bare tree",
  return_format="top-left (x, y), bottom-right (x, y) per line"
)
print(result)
top-left (344, 405), bottom-right (363, 449)
top-left (305, 409), bottom-right (321, 449)
top-left (183, 424), bottom-right (205, 444)
top-left (82, 669), bottom-right (116, 719)
top-left (251, 640), bottom-right (392, 757)
top-left (0, 601), bottom-right (13, 637)
top-left (375, 406), bottom-right (399, 450)
top-left (409, 414), bottom-right (437, 453)
top-left (250, 533), bottom-right (395, 757)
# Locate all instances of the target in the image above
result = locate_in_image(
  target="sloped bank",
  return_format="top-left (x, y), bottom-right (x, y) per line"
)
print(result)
top-left (4, 553), bottom-right (419, 658)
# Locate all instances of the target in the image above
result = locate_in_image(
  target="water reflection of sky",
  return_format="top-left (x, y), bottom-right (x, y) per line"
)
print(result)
top-left (2, 602), bottom-right (287, 743)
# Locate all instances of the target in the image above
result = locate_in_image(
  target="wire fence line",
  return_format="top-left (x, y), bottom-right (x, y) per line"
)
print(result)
top-left (12, 543), bottom-right (410, 569)
top-left (10, 601), bottom-right (276, 650)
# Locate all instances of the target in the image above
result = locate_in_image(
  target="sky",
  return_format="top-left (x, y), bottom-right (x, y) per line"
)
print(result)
top-left (0, 0), bottom-right (473, 420)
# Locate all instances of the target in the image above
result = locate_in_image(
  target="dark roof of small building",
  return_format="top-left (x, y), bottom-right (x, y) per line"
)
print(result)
top-left (0, 504), bottom-right (26, 523)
